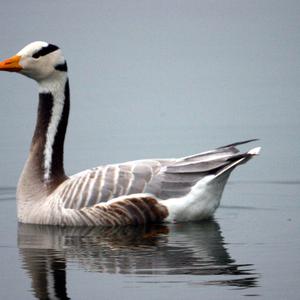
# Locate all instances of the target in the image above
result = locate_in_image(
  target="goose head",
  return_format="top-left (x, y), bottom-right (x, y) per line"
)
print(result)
top-left (0, 41), bottom-right (67, 82)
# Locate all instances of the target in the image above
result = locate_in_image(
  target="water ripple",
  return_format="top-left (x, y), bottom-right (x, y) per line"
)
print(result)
top-left (0, 187), bottom-right (16, 201)
top-left (18, 221), bottom-right (258, 299)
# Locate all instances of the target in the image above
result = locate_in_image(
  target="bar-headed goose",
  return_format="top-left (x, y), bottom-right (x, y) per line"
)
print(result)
top-left (0, 42), bottom-right (260, 226)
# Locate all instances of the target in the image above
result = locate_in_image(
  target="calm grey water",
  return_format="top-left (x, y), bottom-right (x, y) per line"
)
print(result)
top-left (1, 181), bottom-right (300, 299)
top-left (1, 1), bottom-right (300, 299)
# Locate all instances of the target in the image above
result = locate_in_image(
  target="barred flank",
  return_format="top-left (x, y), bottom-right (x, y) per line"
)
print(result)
top-left (65, 195), bottom-right (168, 226)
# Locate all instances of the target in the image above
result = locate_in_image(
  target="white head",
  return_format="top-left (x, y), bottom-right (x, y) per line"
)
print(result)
top-left (0, 41), bottom-right (67, 82)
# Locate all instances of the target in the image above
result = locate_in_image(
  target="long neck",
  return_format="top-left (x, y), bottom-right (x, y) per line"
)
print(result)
top-left (22, 73), bottom-right (70, 193)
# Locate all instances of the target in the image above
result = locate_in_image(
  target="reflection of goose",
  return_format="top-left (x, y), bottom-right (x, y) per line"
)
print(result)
top-left (0, 42), bottom-right (260, 226)
top-left (18, 221), bottom-right (258, 298)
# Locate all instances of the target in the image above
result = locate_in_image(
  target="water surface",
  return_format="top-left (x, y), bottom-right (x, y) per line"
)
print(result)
top-left (1, 181), bottom-right (299, 299)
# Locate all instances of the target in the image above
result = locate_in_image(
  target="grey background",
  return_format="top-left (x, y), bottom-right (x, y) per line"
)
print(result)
top-left (0, 0), bottom-right (299, 186)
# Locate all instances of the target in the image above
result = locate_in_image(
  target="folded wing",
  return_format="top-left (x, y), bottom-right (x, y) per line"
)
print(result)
top-left (58, 139), bottom-right (258, 209)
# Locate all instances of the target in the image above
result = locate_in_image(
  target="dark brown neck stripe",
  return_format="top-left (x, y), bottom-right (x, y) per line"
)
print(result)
top-left (31, 79), bottom-right (70, 189)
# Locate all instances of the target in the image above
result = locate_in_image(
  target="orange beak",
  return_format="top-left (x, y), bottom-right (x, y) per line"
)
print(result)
top-left (0, 55), bottom-right (22, 72)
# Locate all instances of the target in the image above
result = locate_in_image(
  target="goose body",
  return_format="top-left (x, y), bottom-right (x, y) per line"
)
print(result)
top-left (0, 42), bottom-right (260, 226)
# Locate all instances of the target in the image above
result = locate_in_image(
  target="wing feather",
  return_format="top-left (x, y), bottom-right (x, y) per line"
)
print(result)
top-left (62, 194), bottom-right (168, 226)
top-left (58, 140), bottom-right (258, 208)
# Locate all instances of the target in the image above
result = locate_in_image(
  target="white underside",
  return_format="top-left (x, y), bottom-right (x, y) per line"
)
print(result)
top-left (162, 173), bottom-right (230, 222)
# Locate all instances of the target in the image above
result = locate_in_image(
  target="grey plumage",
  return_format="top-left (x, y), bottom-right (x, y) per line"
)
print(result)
top-left (59, 139), bottom-right (257, 209)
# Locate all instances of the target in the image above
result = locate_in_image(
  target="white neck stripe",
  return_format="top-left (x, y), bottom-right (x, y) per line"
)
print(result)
top-left (39, 73), bottom-right (68, 181)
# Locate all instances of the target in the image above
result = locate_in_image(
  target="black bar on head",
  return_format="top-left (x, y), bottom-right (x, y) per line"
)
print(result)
top-left (32, 44), bottom-right (59, 59)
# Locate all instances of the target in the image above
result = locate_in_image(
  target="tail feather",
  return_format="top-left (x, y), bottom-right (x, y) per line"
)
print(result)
top-left (214, 146), bottom-right (261, 179)
top-left (146, 140), bottom-right (260, 200)
top-left (178, 139), bottom-right (259, 164)
top-left (162, 142), bottom-right (261, 222)
top-left (217, 139), bottom-right (259, 149)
